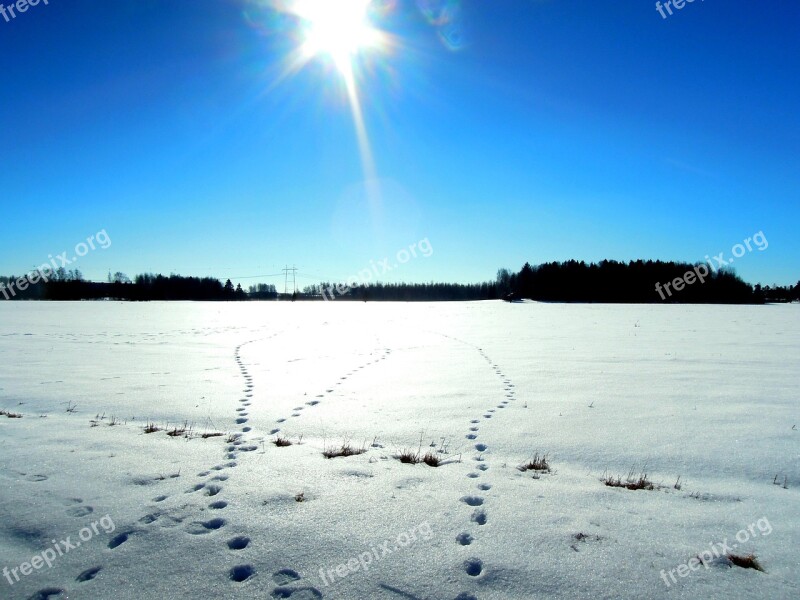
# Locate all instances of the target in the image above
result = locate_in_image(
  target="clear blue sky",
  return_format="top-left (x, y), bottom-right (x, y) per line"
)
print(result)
top-left (1, 0), bottom-right (798, 289)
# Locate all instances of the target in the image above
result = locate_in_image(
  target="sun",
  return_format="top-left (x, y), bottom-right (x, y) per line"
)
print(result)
top-left (254, 0), bottom-right (392, 201)
top-left (296, 0), bottom-right (382, 74)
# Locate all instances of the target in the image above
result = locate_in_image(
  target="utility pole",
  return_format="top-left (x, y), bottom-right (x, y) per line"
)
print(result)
top-left (282, 265), bottom-right (298, 295)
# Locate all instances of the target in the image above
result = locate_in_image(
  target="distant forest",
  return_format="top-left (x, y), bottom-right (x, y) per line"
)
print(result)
top-left (1, 261), bottom-right (798, 304)
top-left (0, 271), bottom-right (275, 302)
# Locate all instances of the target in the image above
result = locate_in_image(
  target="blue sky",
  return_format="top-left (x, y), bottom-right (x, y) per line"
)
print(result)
top-left (1, 0), bottom-right (798, 289)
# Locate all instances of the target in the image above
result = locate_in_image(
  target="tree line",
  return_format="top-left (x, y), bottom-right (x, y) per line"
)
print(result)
top-left (495, 260), bottom-right (799, 304)
top-left (0, 272), bottom-right (278, 302)
top-left (1, 263), bottom-right (797, 303)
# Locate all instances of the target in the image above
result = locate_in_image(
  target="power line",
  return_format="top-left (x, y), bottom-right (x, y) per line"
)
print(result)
top-left (282, 265), bottom-right (298, 295)
top-left (228, 272), bottom-right (284, 280)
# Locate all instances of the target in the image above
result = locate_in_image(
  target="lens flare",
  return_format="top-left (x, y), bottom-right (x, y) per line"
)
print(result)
top-left (417, 0), bottom-right (467, 51)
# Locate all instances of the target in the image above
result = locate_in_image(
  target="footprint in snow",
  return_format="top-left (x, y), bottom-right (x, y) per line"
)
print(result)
top-left (108, 532), bottom-right (131, 549)
top-left (66, 505), bottom-right (94, 518)
top-left (204, 484), bottom-right (223, 497)
top-left (138, 513), bottom-right (159, 525)
top-left (466, 434), bottom-right (477, 440)
top-left (471, 510), bottom-right (487, 525)
top-left (271, 587), bottom-right (323, 599)
top-left (475, 443), bottom-right (487, 452)
top-left (186, 518), bottom-right (226, 535)
top-left (460, 496), bottom-right (484, 507)
top-left (227, 536), bottom-right (250, 550)
top-left (464, 558), bottom-right (483, 577)
top-left (27, 588), bottom-right (65, 599)
top-left (229, 564), bottom-right (256, 582)
top-left (76, 566), bottom-right (102, 582)
top-left (456, 532), bottom-right (474, 546)
top-left (272, 568), bottom-right (301, 585)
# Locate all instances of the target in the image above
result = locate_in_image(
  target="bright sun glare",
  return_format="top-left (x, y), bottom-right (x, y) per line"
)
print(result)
top-left (265, 0), bottom-right (391, 202)
top-left (296, 0), bottom-right (382, 74)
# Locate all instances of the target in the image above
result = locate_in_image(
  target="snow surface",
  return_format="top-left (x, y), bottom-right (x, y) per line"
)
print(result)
top-left (0, 301), bottom-right (798, 599)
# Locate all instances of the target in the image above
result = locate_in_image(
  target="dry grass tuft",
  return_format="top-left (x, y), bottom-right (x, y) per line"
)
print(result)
top-left (397, 447), bottom-right (421, 464)
top-left (0, 410), bottom-right (22, 419)
top-left (166, 420), bottom-right (191, 437)
top-left (273, 435), bottom-right (293, 447)
top-left (726, 553), bottom-right (765, 572)
top-left (323, 439), bottom-right (366, 458)
top-left (518, 452), bottom-right (550, 473)
top-left (602, 467), bottom-right (655, 491)
top-left (422, 450), bottom-right (441, 467)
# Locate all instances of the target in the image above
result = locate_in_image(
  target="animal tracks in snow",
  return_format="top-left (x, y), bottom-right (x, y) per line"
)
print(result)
top-left (271, 348), bottom-right (391, 428)
top-left (434, 338), bottom-right (520, 595)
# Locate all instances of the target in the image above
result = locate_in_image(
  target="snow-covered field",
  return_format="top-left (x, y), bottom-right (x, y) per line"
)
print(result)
top-left (0, 301), bottom-right (798, 600)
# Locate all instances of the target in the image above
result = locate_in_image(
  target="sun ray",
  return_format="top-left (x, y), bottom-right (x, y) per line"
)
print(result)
top-left (255, 0), bottom-right (389, 203)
